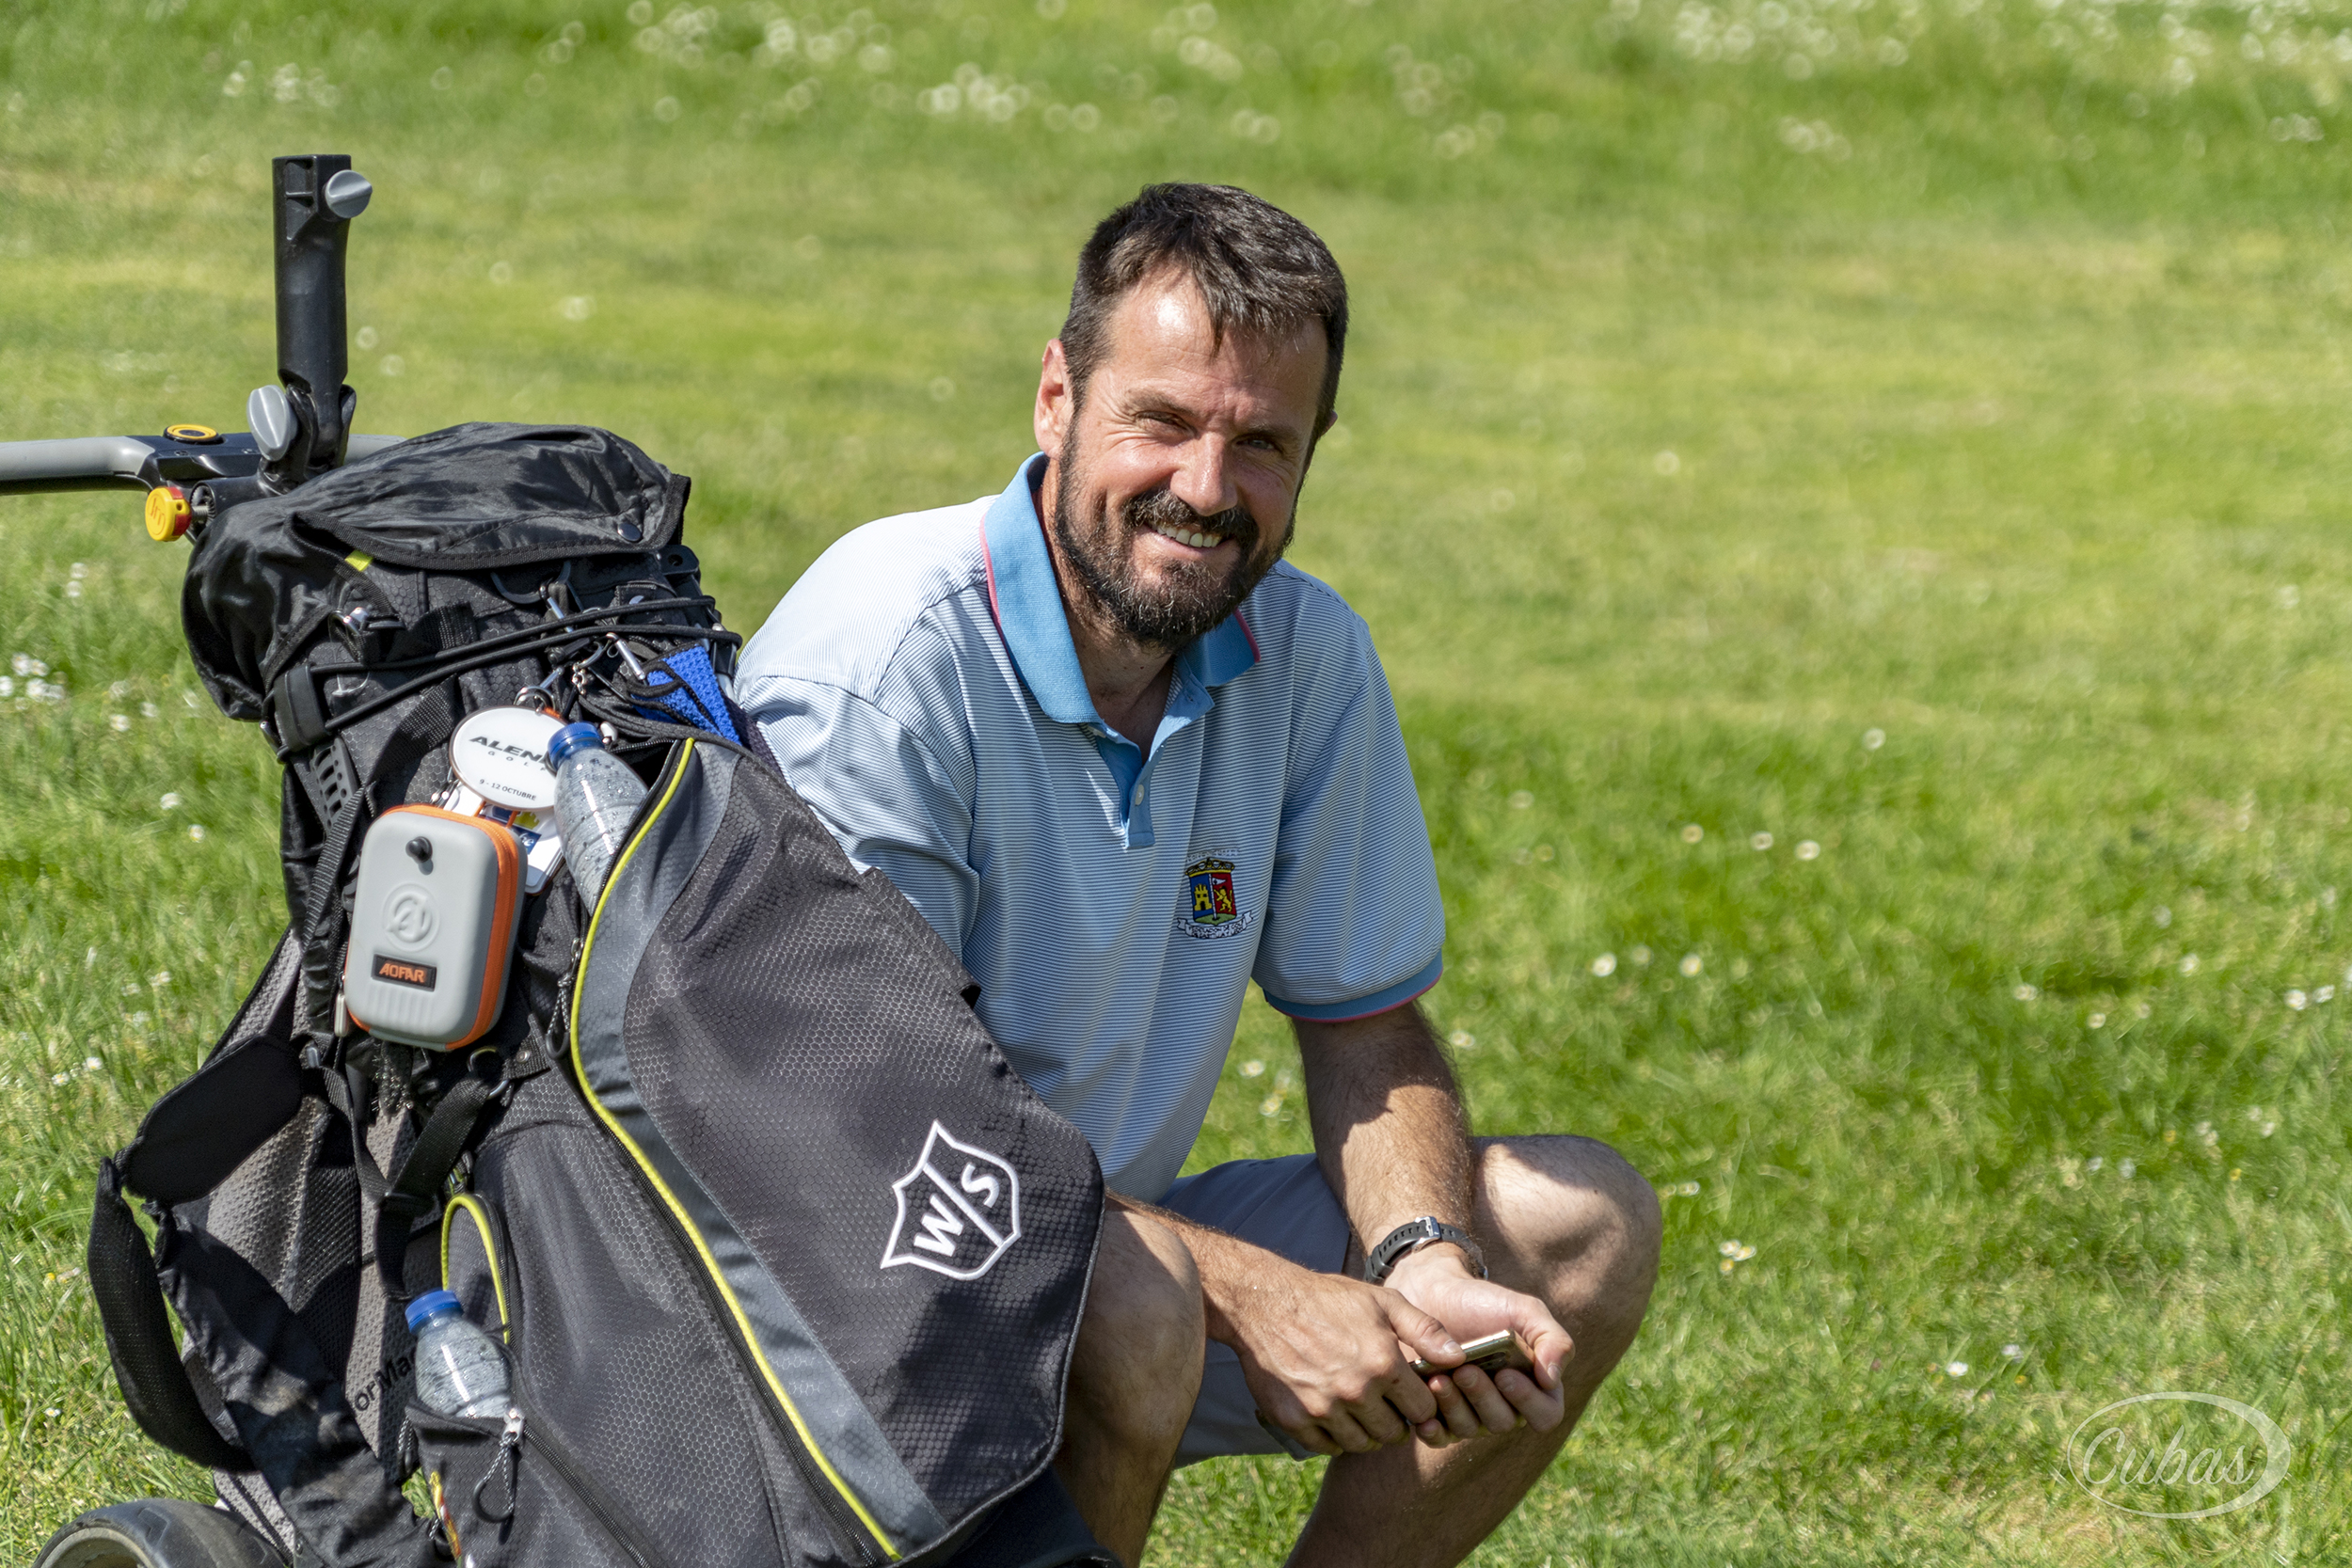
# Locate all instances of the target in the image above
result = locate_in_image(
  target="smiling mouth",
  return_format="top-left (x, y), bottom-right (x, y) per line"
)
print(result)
top-left (1149, 519), bottom-right (1232, 550)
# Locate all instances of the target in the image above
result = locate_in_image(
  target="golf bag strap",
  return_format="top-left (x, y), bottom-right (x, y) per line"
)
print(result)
top-left (297, 781), bottom-right (374, 1036)
top-left (319, 1064), bottom-right (388, 1205)
top-left (87, 1156), bottom-right (252, 1472)
top-left (370, 1074), bottom-right (501, 1303)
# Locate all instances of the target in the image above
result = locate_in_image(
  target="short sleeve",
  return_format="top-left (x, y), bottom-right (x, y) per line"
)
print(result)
top-left (1250, 627), bottom-right (1444, 1020)
top-left (743, 673), bottom-right (979, 956)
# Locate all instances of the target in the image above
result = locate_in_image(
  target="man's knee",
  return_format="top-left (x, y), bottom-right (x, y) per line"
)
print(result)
top-left (1070, 1208), bottom-right (1205, 1440)
top-left (1477, 1134), bottom-right (1661, 1354)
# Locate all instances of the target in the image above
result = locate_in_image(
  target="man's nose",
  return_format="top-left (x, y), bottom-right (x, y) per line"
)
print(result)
top-left (1168, 437), bottom-right (1240, 519)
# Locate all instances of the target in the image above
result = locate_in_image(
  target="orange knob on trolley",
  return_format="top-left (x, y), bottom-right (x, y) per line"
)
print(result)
top-left (145, 483), bottom-right (192, 542)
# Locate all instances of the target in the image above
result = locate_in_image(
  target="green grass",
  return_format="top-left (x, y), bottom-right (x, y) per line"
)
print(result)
top-left (8, 0), bottom-right (2352, 1560)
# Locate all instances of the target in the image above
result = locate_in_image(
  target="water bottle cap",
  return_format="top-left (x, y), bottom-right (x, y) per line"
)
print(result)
top-left (404, 1289), bottom-right (463, 1332)
top-left (548, 721), bottom-right (604, 766)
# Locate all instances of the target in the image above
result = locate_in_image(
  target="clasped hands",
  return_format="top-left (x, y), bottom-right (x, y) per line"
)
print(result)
top-left (1232, 1247), bottom-right (1574, 1456)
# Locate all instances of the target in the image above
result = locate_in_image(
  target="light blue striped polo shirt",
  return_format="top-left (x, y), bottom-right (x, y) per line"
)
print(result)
top-left (737, 454), bottom-right (1444, 1199)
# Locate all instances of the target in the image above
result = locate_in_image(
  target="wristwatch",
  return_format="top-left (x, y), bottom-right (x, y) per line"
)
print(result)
top-left (1363, 1216), bottom-right (1487, 1284)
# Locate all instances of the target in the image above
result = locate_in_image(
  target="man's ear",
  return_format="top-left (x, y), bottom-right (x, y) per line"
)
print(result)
top-left (1302, 405), bottom-right (1339, 475)
top-left (1035, 340), bottom-right (1075, 454)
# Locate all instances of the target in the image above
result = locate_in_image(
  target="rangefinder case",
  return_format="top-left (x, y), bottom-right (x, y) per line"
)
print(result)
top-left (342, 804), bottom-right (525, 1048)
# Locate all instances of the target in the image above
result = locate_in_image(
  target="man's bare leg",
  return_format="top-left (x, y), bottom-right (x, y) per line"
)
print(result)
top-left (1286, 1135), bottom-right (1662, 1568)
top-left (1057, 1206), bottom-right (1206, 1566)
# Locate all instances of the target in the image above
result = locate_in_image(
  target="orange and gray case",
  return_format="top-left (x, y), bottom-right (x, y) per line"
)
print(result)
top-left (342, 804), bottom-right (526, 1049)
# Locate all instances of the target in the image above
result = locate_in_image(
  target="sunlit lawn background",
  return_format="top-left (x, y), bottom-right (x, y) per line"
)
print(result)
top-left (7, 0), bottom-right (2352, 1560)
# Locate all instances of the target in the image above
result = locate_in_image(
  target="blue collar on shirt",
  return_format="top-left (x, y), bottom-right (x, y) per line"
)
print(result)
top-left (980, 453), bottom-right (1259, 727)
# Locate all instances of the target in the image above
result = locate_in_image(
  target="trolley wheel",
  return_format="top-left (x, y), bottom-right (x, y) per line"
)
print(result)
top-left (33, 1497), bottom-right (287, 1568)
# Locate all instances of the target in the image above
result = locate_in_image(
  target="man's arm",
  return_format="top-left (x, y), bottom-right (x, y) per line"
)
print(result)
top-left (1119, 1003), bottom-right (1574, 1456)
top-left (1297, 999), bottom-right (1474, 1262)
top-left (1106, 1190), bottom-right (1466, 1455)
top-left (1293, 1001), bottom-right (1574, 1443)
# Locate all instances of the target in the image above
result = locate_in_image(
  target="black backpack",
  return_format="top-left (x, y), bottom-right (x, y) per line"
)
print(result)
top-left (84, 423), bottom-right (1111, 1568)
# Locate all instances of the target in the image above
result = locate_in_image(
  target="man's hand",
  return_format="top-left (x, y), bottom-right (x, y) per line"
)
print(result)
top-left (1221, 1256), bottom-right (1470, 1457)
top-left (1382, 1247), bottom-right (1574, 1446)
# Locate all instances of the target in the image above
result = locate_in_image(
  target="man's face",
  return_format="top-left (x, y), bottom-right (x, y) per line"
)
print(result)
top-left (1034, 273), bottom-right (1327, 650)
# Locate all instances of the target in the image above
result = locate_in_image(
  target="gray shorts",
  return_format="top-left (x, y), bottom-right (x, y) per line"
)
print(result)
top-left (1157, 1153), bottom-right (1351, 1465)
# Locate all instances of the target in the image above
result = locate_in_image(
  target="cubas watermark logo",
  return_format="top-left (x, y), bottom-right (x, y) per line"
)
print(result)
top-left (2065, 1392), bottom-right (2290, 1520)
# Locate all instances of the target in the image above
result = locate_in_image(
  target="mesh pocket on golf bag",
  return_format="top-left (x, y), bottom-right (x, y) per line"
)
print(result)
top-left (437, 1070), bottom-right (861, 1568)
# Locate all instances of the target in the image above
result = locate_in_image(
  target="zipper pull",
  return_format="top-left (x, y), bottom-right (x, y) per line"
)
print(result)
top-left (473, 1406), bottom-right (525, 1524)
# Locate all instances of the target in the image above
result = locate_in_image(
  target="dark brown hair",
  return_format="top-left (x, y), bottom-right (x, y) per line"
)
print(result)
top-left (1058, 183), bottom-right (1348, 433)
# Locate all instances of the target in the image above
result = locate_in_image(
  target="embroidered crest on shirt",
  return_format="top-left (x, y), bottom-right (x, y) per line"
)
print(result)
top-left (1177, 855), bottom-right (1254, 941)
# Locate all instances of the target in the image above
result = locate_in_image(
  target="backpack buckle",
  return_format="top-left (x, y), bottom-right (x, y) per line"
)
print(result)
top-left (271, 666), bottom-right (329, 754)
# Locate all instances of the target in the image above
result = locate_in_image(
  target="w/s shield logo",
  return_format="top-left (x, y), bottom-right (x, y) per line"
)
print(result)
top-left (882, 1122), bottom-right (1023, 1281)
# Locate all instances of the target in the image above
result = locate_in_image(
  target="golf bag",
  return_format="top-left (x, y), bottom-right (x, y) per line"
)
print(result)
top-left (83, 423), bottom-right (1109, 1568)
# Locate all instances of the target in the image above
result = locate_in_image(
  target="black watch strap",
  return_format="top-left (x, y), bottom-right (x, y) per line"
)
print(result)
top-left (1363, 1216), bottom-right (1487, 1284)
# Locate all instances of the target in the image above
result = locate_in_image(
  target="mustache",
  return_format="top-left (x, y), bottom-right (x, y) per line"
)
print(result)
top-left (1122, 486), bottom-right (1257, 551)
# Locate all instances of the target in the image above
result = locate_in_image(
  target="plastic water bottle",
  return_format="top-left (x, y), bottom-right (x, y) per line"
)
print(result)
top-left (406, 1289), bottom-right (511, 1419)
top-left (548, 722), bottom-right (647, 904)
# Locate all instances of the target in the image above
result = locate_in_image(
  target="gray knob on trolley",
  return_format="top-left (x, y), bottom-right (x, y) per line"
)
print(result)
top-left (247, 384), bottom-right (297, 462)
top-left (323, 168), bottom-right (373, 219)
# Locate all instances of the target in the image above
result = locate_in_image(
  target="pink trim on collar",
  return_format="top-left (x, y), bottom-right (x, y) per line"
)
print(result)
top-left (1234, 610), bottom-right (1260, 661)
top-left (979, 516), bottom-right (1004, 633)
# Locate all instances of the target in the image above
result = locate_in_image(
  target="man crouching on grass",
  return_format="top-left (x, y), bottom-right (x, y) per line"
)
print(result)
top-left (739, 182), bottom-right (1661, 1566)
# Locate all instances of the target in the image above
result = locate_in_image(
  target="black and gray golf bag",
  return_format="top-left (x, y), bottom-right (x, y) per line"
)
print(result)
top-left (75, 422), bottom-right (1110, 1568)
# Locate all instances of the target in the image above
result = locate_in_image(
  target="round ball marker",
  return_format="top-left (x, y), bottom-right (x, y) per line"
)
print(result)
top-left (448, 705), bottom-right (565, 811)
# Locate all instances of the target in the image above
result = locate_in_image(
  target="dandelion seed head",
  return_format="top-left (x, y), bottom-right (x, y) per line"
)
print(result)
top-left (1591, 953), bottom-right (1617, 976)
top-left (1795, 840), bottom-right (1820, 861)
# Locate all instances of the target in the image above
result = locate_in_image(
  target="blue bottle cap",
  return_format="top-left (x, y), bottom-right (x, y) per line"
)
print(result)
top-left (548, 721), bottom-right (604, 766)
top-left (404, 1289), bottom-right (463, 1332)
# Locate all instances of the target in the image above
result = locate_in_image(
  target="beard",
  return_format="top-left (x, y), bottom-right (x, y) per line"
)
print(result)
top-left (1050, 447), bottom-right (1293, 650)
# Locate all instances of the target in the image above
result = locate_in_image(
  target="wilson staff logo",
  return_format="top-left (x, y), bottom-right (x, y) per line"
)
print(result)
top-left (882, 1122), bottom-right (1023, 1280)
